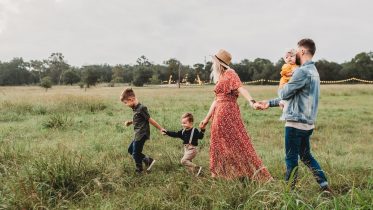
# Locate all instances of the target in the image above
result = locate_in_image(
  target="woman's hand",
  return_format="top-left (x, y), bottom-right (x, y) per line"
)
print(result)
top-left (199, 119), bottom-right (209, 129)
top-left (251, 102), bottom-right (263, 110)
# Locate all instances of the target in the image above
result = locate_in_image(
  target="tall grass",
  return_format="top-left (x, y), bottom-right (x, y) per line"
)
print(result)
top-left (0, 85), bottom-right (372, 209)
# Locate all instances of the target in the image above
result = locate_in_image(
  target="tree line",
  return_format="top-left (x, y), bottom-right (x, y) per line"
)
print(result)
top-left (0, 52), bottom-right (372, 87)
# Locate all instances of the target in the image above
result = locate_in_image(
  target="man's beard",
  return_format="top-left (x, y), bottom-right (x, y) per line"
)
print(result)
top-left (295, 54), bottom-right (301, 65)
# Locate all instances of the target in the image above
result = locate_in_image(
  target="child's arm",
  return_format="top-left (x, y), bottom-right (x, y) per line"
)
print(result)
top-left (198, 128), bottom-right (205, 139)
top-left (164, 130), bottom-right (183, 138)
top-left (148, 117), bottom-right (165, 132)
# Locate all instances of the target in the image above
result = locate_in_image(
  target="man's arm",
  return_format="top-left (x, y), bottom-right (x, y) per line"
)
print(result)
top-left (257, 98), bottom-right (280, 109)
top-left (268, 98), bottom-right (281, 107)
top-left (279, 68), bottom-right (307, 100)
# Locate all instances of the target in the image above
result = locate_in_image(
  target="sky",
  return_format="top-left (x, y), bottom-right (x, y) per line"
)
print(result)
top-left (0, 0), bottom-right (372, 66)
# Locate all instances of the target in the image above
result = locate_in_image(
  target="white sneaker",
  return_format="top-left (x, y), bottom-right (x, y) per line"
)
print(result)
top-left (196, 166), bottom-right (202, 177)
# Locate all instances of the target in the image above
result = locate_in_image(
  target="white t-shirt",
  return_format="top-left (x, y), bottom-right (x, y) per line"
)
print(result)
top-left (285, 121), bottom-right (315, 130)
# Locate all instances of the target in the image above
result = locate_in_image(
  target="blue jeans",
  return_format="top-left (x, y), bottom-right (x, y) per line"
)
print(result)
top-left (285, 127), bottom-right (328, 188)
top-left (128, 136), bottom-right (147, 171)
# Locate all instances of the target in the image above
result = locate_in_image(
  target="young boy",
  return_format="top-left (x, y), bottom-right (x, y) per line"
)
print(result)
top-left (120, 88), bottom-right (165, 174)
top-left (162, 113), bottom-right (204, 176)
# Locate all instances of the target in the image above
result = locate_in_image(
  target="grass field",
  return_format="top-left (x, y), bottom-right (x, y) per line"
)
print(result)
top-left (0, 84), bottom-right (372, 209)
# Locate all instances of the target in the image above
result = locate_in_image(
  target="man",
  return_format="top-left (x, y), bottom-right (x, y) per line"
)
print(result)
top-left (260, 39), bottom-right (331, 193)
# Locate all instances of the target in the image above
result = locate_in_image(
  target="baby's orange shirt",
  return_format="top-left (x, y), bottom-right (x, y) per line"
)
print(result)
top-left (281, 63), bottom-right (298, 77)
top-left (279, 63), bottom-right (298, 87)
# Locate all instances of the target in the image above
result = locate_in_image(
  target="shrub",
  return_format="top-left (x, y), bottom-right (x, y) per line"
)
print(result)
top-left (16, 152), bottom-right (104, 207)
top-left (40, 76), bottom-right (52, 91)
top-left (42, 114), bottom-right (72, 129)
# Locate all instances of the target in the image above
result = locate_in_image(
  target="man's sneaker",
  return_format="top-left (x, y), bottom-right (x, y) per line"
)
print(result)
top-left (196, 166), bottom-right (202, 177)
top-left (145, 158), bottom-right (156, 171)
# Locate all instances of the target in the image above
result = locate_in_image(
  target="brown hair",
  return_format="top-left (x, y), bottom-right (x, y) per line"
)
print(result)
top-left (181, 112), bottom-right (194, 122)
top-left (298, 38), bottom-right (316, 56)
top-left (120, 88), bottom-right (136, 101)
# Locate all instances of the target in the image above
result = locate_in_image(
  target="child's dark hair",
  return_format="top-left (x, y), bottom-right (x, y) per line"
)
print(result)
top-left (298, 38), bottom-right (316, 56)
top-left (182, 112), bottom-right (194, 122)
top-left (120, 88), bottom-right (136, 101)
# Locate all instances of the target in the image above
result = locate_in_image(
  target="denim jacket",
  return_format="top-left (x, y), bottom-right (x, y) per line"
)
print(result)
top-left (269, 61), bottom-right (320, 125)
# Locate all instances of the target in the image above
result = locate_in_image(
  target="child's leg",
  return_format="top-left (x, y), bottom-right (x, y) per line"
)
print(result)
top-left (131, 137), bottom-right (147, 171)
top-left (180, 146), bottom-right (198, 171)
top-left (128, 140), bottom-right (134, 155)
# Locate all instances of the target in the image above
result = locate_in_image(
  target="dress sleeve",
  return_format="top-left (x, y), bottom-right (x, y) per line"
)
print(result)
top-left (228, 70), bottom-right (242, 91)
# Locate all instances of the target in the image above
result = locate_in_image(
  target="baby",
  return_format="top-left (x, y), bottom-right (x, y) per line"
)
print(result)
top-left (279, 49), bottom-right (298, 88)
top-left (279, 49), bottom-right (298, 118)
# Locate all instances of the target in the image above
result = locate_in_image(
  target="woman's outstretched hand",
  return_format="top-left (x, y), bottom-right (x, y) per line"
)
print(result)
top-left (256, 101), bottom-right (270, 110)
top-left (251, 102), bottom-right (264, 110)
top-left (199, 119), bottom-right (209, 129)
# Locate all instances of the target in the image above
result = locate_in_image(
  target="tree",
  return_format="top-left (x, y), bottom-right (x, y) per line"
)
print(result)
top-left (62, 69), bottom-right (81, 85)
top-left (112, 65), bottom-right (125, 83)
top-left (316, 60), bottom-right (343, 80)
top-left (132, 65), bottom-right (152, 87)
top-left (136, 55), bottom-right (152, 66)
top-left (164, 58), bottom-right (180, 82)
top-left (0, 58), bottom-right (33, 85)
top-left (251, 58), bottom-right (275, 81)
top-left (204, 61), bottom-right (213, 83)
top-left (341, 52), bottom-right (373, 80)
top-left (81, 66), bottom-right (99, 88)
top-left (47, 53), bottom-right (70, 84)
top-left (40, 76), bottom-right (52, 91)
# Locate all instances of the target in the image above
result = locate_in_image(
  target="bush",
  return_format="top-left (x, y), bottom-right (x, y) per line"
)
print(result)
top-left (42, 114), bottom-right (72, 129)
top-left (107, 81), bottom-right (115, 87)
top-left (78, 82), bottom-right (84, 89)
top-left (40, 76), bottom-right (52, 91)
top-left (16, 152), bottom-right (104, 207)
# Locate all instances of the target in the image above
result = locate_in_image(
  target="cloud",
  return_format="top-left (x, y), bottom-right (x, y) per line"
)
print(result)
top-left (0, 0), bottom-right (372, 65)
top-left (0, 0), bottom-right (21, 34)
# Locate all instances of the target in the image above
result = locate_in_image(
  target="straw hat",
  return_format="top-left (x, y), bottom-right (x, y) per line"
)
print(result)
top-left (212, 49), bottom-right (232, 68)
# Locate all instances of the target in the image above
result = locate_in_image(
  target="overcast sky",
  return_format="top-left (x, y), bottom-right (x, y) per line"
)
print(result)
top-left (0, 0), bottom-right (372, 66)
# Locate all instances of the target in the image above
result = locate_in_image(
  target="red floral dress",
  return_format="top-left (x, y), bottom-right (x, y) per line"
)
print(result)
top-left (209, 69), bottom-right (272, 180)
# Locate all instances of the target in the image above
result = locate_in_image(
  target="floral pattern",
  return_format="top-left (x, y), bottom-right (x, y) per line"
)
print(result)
top-left (210, 69), bottom-right (272, 180)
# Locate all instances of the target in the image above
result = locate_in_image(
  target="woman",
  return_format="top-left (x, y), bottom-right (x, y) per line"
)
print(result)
top-left (200, 49), bottom-right (272, 180)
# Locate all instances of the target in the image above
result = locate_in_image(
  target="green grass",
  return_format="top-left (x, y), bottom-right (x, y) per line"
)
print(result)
top-left (0, 85), bottom-right (372, 209)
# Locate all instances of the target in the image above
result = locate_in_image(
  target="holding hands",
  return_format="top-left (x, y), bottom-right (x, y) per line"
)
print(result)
top-left (161, 128), bottom-right (167, 135)
top-left (250, 101), bottom-right (269, 110)
top-left (199, 119), bottom-right (209, 130)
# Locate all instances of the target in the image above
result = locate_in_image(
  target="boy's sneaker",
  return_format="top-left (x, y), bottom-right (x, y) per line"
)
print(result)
top-left (196, 166), bottom-right (202, 177)
top-left (144, 158), bottom-right (156, 171)
top-left (135, 167), bottom-right (143, 175)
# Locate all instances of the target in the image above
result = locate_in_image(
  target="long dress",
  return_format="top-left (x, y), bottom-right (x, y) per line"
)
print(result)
top-left (209, 69), bottom-right (272, 180)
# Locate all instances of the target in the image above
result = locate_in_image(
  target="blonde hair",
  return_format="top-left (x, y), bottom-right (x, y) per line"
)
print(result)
top-left (181, 112), bottom-right (194, 122)
top-left (210, 59), bottom-right (227, 83)
top-left (283, 48), bottom-right (297, 60)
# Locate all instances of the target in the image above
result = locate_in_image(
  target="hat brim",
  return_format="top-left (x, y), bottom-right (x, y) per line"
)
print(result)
top-left (211, 55), bottom-right (230, 69)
